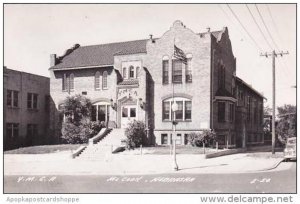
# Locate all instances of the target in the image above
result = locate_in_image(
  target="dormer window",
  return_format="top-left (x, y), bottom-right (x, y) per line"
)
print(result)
top-left (123, 67), bottom-right (127, 79)
top-left (129, 66), bottom-right (134, 78)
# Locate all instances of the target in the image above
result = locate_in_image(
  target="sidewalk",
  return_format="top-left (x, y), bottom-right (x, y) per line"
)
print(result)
top-left (4, 151), bottom-right (288, 176)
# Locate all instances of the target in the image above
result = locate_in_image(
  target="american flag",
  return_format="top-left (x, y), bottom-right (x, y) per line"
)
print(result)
top-left (174, 45), bottom-right (187, 64)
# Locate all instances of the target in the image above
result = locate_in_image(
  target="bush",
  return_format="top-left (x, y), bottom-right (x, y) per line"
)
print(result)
top-left (61, 117), bottom-right (103, 144)
top-left (187, 130), bottom-right (216, 147)
top-left (124, 120), bottom-right (146, 149)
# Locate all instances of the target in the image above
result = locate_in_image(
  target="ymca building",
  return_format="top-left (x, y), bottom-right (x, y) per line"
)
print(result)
top-left (49, 21), bottom-right (264, 148)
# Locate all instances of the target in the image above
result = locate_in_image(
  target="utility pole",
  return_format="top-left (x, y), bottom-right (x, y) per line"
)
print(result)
top-left (260, 50), bottom-right (289, 154)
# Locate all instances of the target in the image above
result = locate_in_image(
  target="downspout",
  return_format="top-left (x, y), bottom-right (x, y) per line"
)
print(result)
top-left (211, 47), bottom-right (216, 131)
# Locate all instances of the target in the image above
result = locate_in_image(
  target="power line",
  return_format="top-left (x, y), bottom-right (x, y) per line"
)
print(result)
top-left (226, 4), bottom-right (263, 51)
top-left (255, 4), bottom-right (280, 50)
top-left (218, 5), bottom-right (248, 41)
top-left (245, 4), bottom-right (273, 50)
top-left (266, 4), bottom-right (285, 47)
top-left (265, 4), bottom-right (292, 77)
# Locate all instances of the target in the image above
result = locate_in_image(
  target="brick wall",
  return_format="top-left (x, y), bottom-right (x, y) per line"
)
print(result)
top-left (4, 68), bottom-right (50, 149)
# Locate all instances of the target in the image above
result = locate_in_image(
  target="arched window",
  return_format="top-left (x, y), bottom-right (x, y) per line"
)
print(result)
top-left (162, 97), bottom-right (192, 121)
top-left (102, 71), bottom-right (108, 89)
top-left (95, 71), bottom-right (100, 89)
top-left (69, 73), bottom-right (74, 91)
top-left (136, 67), bottom-right (140, 78)
top-left (123, 67), bottom-right (127, 79)
top-left (162, 56), bottom-right (169, 84)
top-left (129, 66), bottom-right (134, 78)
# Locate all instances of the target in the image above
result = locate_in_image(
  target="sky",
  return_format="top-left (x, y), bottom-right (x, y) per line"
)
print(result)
top-left (3, 4), bottom-right (296, 108)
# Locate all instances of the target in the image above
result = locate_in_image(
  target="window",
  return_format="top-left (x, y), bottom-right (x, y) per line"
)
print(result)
top-left (6, 123), bottom-right (19, 138)
top-left (136, 67), bottom-right (140, 78)
top-left (123, 67), bottom-right (127, 79)
top-left (62, 73), bottom-right (74, 91)
top-left (69, 73), bottom-right (74, 90)
top-left (229, 103), bottom-right (234, 122)
top-left (162, 101), bottom-right (170, 120)
top-left (218, 102), bottom-right (226, 122)
top-left (91, 103), bottom-right (110, 123)
top-left (176, 134), bottom-right (182, 145)
top-left (162, 97), bottom-right (192, 121)
top-left (161, 134), bottom-right (168, 145)
top-left (172, 59), bottom-right (182, 83)
top-left (184, 134), bottom-right (189, 145)
top-left (27, 93), bottom-right (38, 109)
top-left (247, 96), bottom-right (251, 121)
top-left (254, 101), bottom-right (257, 123)
top-left (129, 66), bottom-right (134, 78)
top-left (130, 108), bottom-right (136, 117)
top-left (218, 65), bottom-right (225, 88)
top-left (102, 71), bottom-right (108, 89)
top-left (162, 60), bottom-right (169, 84)
top-left (95, 71), bottom-right (100, 89)
top-left (185, 101), bottom-right (192, 120)
top-left (7, 90), bottom-right (18, 108)
top-left (175, 101), bottom-right (183, 120)
top-left (186, 58), bottom-right (192, 82)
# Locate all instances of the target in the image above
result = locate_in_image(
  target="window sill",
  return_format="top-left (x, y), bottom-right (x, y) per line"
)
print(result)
top-left (102, 87), bottom-right (108, 90)
top-left (162, 119), bottom-right (192, 122)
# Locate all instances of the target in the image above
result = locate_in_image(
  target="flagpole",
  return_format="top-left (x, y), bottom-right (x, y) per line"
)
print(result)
top-left (172, 37), bottom-right (178, 171)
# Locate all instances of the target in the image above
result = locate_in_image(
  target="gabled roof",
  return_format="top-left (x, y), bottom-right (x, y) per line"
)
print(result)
top-left (236, 76), bottom-right (266, 100)
top-left (50, 39), bottom-right (148, 70)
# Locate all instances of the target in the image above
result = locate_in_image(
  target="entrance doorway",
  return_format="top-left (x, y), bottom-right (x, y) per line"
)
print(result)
top-left (121, 105), bottom-right (137, 128)
top-left (91, 102), bottom-right (110, 124)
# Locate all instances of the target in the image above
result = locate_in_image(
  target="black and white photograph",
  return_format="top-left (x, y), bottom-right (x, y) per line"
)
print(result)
top-left (2, 2), bottom-right (297, 201)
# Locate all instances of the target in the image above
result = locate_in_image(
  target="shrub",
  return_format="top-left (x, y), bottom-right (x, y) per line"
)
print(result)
top-left (124, 120), bottom-right (146, 149)
top-left (61, 118), bottom-right (103, 144)
top-left (187, 130), bottom-right (216, 147)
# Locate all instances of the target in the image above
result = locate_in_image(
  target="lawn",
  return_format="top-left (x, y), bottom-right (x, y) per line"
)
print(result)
top-left (122, 145), bottom-right (217, 155)
top-left (4, 144), bottom-right (83, 154)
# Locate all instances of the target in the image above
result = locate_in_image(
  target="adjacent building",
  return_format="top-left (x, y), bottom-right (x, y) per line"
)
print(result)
top-left (49, 21), bottom-right (265, 148)
top-left (4, 67), bottom-right (50, 150)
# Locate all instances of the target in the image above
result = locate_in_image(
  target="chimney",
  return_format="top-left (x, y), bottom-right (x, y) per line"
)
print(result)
top-left (50, 54), bottom-right (57, 67)
top-left (206, 27), bottom-right (211, 33)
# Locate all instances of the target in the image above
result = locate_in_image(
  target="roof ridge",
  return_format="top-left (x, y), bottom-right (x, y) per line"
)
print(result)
top-left (79, 38), bottom-right (149, 49)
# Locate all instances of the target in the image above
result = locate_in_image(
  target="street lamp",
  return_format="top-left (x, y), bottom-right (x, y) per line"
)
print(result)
top-left (171, 102), bottom-right (179, 171)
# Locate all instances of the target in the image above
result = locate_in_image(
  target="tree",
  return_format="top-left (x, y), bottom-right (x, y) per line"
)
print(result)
top-left (276, 104), bottom-right (296, 144)
top-left (60, 94), bottom-right (102, 144)
top-left (62, 94), bottom-right (93, 125)
top-left (263, 105), bottom-right (272, 143)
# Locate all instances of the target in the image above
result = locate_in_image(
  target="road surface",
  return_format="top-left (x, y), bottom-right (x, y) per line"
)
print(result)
top-left (4, 162), bottom-right (296, 193)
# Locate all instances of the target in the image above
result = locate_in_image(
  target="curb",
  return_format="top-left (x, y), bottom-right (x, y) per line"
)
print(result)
top-left (258, 158), bottom-right (285, 171)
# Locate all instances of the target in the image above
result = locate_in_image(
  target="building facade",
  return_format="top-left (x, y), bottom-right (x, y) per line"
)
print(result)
top-left (4, 67), bottom-right (50, 150)
top-left (49, 21), bottom-right (264, 147)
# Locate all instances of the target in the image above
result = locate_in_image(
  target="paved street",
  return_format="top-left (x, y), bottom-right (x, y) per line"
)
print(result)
top-left (4, 162), bottom-right (296, 193)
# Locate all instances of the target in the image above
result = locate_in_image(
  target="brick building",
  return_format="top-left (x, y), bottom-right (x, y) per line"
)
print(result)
top-left (49, 21), bottom-right (264, 147)
top-left (4, 67), bottom-right (50, 150)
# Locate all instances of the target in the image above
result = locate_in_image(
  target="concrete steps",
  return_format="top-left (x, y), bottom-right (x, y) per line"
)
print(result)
top-left (77, 128), bottom-right (126, 160)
